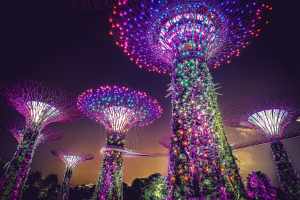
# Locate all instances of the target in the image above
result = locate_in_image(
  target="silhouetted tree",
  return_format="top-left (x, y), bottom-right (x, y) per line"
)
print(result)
top-left (41, 174), bottom-right (59, 200)
top-left (22, 171), bottom-right (42, 200)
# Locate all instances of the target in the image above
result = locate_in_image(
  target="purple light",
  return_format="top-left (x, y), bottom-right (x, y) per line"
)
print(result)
top-left (110, 0), bottom-right (271, 198)
top-left (51, 150), bottom-right (94, 169)
top-left (5, 81), bottom-right (72, 130)
top-left (77, 85), bottom-right (163, 132)
top-left (110, 0), bottom-right (272, 73)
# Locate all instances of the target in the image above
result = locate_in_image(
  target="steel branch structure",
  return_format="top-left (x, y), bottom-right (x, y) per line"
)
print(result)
top-left (248, 109), bottom-right (300, 199)
top-left (77, 85), bottom-right (162, 200)
top-left (0, 81), bottom-right (72, 200)
top-left (110, 0), bottom-right (271, 199)
top-left (52, 150), bottom-right (94, 200)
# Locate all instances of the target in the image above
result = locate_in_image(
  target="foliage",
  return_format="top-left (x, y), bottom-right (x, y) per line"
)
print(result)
top-left (246, 171), bottom-right (277, 200)
top-left (143, 174), bottom-right (167, 200)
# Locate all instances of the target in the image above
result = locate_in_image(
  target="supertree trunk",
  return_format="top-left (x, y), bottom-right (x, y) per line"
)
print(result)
top-left (271, 140), bottom-right (300, 200)
top-left (167, 58), bottom-right (246, 199)
top-left (0, 128), bottom-right (39, 200)
top-left (93, 133), bottom-right (124, 200)
top-left (60, 167), bottom-right (73, 200)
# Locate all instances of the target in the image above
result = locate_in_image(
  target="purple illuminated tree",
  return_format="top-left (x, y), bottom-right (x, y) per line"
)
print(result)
top-left (2, 126), bottom-right (62, 173)
top-left (10, 126), bottom-right (62, 146)
top-left (51, 150), bottom-right (94, 200)
top-left (248, 109), bottom-right (300, 199)
top-left (0, 81), bottom-right (72, 200)
top-left (77, 85), bottom-right (162, 200)
top-left (246, 171), bottom-right (277, 200)
top-left (110, 0), bottom-right (271, 199)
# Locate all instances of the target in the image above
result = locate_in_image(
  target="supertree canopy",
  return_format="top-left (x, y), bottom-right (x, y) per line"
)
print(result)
top-left (248, 109), bottom-right (289, 139)
top-left (246, 171), bottom-right (277, 200)
top-left (110, 0), bottom-right (271, 199)
top-left (51, 150), bottom-right (94, 200)
top-left (77, 85), bottom-right (162, 200)
top-left (248, 109), bottom-right (300, 200)
top-left (4, 81), bottom-right (70, 129)
top-left (0, 81), bottom-right (72, 200)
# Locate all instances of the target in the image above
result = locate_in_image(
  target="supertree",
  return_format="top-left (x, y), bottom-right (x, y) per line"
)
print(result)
top-left (51, 150), bottom-right (94, 200)
top-left (248, 109), bottom-right (300, 200)
top-left (246, 171), bottom-right (277, 200)
top-left (2, 126), bottom-right (62, 173)
top-left (110, 0), bottom-right (272, 199)
top-left (77, 85), bottom-right (162, 200)
top-left (0, 81), bottom-right (72, 200)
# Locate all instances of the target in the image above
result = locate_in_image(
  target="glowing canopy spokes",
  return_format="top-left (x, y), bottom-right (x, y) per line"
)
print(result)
top-left (248, 109), bottom-right (288, 138)
top-left (52, 150), bottom-right (94, 169)
top-left (5, 81), bottom-right (72, 129)
top-left (27, 101), bottom-right (61, 127)
top-left (103, 106), bottom-right (137, 133)
top-left (63, 155), bottom-right (83, 168)
top-left (77, 85), bottom-right (162, 133)
top-left (110, 0), bottom-right (272, 73)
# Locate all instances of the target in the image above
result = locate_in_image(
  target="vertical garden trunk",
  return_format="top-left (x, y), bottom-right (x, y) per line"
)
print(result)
top-left (61, 167), bottom-right (73, 200)
top-left (0, 128), bottom-right (39, 200)
top-left (271, 140), bottom-right (300, 200)
top-left (93, 132), bottom-right (125, 200)
top-left (167, 57), bottom-right (246, 199)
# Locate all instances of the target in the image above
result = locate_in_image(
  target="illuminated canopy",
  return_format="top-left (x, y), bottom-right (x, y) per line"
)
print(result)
top-left (51, 150), bottom-right (94, 169)
top-left (5, 81), bottom-right (71, 129)
top-left (248, 109), bottom-right (289, 138)
top-left (110, 0), bottom-right (272, 73)
top-left (77, 85), bottom-right (162, 133)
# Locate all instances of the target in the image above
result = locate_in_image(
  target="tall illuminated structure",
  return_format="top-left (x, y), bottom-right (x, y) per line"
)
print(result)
top-left (110, 0), bottom-right (271, 198)
top-left (77, 85), bottom-right (162, 200)
top-left (51, 150), bottom-right (94, 200)
top-left (248, 109), bottom-right (300, 199)
top-left (10, 126), bottom-right (62, 146)
top-left (0, 81), bottom-right (72, 200)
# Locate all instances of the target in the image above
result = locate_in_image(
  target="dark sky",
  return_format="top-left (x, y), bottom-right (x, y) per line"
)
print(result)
top-left (0, 0), bottom-right (300, 186)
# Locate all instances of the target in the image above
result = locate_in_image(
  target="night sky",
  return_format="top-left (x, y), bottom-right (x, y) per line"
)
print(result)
top-left (0, 0), bottom-right (300, 186)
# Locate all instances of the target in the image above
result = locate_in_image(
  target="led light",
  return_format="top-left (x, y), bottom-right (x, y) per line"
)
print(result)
top-left (27, 101), bottom-right (60, 126)
top-left (103, 106), bottom-right (136, 133)
top-left (248, 109), bottom-right (288, 138)
top-left (63, 155), bottom-right (82, 168)
top-left (5, 81), bottom-right (71, 129)
top-left (77, 85), bottom-right (162, 133)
